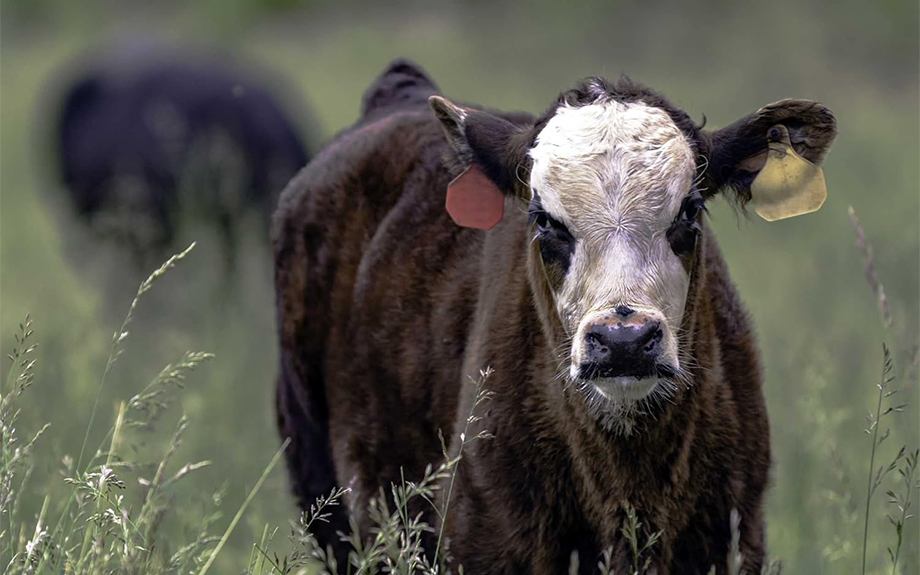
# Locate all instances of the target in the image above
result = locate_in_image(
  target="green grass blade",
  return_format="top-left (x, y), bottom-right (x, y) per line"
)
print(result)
top-left (196, 438), bottom-right (290, 575)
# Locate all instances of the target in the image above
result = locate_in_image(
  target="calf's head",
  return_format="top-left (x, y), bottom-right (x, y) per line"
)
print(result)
top-left (431, 77), bottom-right (836, 428)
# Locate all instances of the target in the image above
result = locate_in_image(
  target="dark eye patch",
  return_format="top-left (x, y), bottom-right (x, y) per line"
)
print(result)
top-left (666, 190), bottom-right (706, 264)
top-left (529, 190), bottom-right (575, 286)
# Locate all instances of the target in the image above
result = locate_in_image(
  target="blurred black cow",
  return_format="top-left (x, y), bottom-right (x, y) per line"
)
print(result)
top-left (54, 48), bottom-right (310, 266)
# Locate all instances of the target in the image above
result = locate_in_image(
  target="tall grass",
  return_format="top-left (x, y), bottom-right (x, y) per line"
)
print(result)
top-left (848, 207), bottom-right (919, 575)
top-left (1, 210), bottom-right (917, 574)
top-left (0, 245), bottom-right (286, 574)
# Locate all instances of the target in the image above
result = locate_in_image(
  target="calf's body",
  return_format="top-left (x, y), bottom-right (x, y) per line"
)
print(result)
top-left (274, 60), bottom-right (836, 573)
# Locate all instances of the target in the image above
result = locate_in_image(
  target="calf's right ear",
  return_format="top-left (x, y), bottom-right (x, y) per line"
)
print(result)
top-left (429, 96), bottom-right (534, 230)
top-left (704, 99), bottom-right (838, 221)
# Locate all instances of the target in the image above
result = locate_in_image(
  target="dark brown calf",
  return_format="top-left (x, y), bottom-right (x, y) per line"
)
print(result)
top-left (273, 59), bottom-right (836, 574)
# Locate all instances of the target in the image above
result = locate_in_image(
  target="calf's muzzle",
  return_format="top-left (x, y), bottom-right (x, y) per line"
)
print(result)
top-left (579, 313), bottom-right (663, 379)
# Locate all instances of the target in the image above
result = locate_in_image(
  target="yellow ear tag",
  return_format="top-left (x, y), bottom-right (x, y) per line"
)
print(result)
top-left (750, 124), bottom-right (827, 221)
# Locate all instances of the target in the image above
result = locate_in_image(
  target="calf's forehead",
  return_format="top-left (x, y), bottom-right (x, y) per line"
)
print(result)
top-left (528, 100), bottom-right (696, 227)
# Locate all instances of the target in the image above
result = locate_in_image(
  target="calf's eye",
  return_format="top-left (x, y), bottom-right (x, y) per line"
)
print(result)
top-left (532, 210), bottom-right (570, 236)
top-left (528, 190), bottom-right (573, 240)
top-left (528, 191), bottom-right (575, 282)
top-left (668, 191), bottom-right (706, 256)
top-left (679, 191), bottom-right (705, 223)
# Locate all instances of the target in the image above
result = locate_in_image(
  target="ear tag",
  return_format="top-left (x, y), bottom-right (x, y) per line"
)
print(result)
top-left (445, 165), bottom-right (504, 230)
top-left (750, 124), bottom-right (827, 221)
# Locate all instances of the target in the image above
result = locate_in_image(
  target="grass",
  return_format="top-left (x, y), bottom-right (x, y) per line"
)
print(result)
top-left (0, 216), bottom-right (916, 573)
top-left (0, 283), bottom-right (497, 574)
top-left (0, 245), bottom-right (292, 574)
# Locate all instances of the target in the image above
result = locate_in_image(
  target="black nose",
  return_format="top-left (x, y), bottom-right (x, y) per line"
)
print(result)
top-left (580, 319), bottom-right (663, 379)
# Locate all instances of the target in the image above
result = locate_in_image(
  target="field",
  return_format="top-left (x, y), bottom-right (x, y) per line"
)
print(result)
top-left (1, 0), bottom-right (918, 573)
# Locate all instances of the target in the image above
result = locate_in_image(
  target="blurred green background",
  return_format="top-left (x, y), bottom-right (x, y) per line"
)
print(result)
top-left (1, 0), bottom-right (917, 573)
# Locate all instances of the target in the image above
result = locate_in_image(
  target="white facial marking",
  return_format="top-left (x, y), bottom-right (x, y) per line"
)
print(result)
top-left (529, 98), bottom-right (696, 428)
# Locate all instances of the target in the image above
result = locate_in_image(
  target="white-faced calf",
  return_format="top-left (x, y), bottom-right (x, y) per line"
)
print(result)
top-left (273, 59), bottom-right (836, 574)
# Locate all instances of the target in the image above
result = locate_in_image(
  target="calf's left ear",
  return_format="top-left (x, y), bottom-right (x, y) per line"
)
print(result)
top-left (704, 99), bottom-right (837, 221)
top-left (429, 95), bottom-right (534, 229)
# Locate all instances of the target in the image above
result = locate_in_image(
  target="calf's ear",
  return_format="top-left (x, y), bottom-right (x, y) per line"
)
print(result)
top-left (704, 99), bottom-right (837, 221)
top-left (429, 95), bottom-right (534, 230)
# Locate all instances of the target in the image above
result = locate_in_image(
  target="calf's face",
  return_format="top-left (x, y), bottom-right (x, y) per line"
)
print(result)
top-left (431, 78), bottom-right (836, 428)
top-left (528, 99), bottom-right (698, 406)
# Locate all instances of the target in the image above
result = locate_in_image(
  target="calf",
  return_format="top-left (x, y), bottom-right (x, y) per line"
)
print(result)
top-left (273, 59), bottom-right (836, 574)
top-left (55, 46), bottom-right (310, 264)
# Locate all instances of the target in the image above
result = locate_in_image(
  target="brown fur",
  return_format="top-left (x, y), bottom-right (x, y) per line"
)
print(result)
top-left (273, 59), bottom-right (836, 573)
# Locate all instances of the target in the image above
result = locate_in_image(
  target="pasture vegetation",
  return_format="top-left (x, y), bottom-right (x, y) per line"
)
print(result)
top-left (0, 222), bottom-right (916, 574)
top-left (1, 0), bottom-right (918, 573)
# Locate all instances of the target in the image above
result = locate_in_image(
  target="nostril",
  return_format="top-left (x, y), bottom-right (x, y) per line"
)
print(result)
top-left (641, 327), bottom-right (664, 353)
top-left (584, 331), bottom-right (610, 357)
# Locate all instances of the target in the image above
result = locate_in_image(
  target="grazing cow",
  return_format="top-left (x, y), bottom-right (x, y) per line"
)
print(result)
top-left (55, 47), bottom-right (310, 264)
top-left (273, 59), bottom-right (836, 574)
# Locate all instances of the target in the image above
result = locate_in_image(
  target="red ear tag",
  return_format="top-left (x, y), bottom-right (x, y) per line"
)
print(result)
top-left (445, 165), bottom-right (504, 230)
